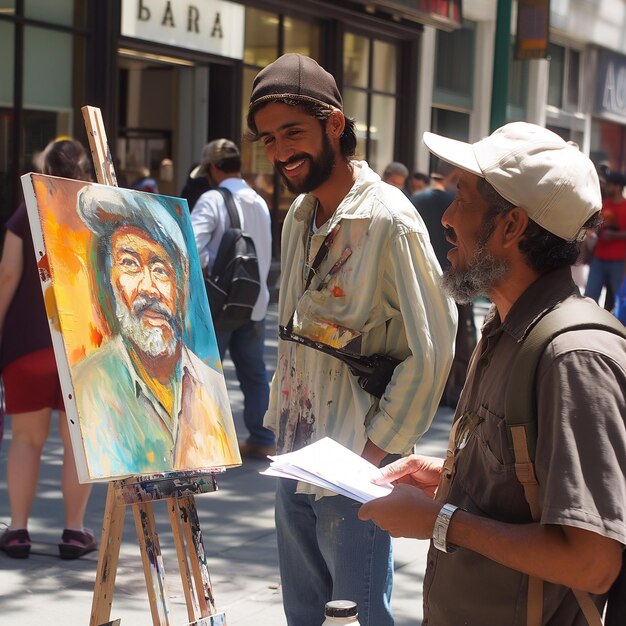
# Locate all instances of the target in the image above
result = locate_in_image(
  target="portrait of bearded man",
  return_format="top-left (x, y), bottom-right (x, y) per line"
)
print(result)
top-left (72, 185), bottom-right (239, 479)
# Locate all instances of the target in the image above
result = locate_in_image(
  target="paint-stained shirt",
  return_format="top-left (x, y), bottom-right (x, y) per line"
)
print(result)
top-left (266, 161), bottom-right (457, 496)
top-left (73, 336), bottom-right (240, 479)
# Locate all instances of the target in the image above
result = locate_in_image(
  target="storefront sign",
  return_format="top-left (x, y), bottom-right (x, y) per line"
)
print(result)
top-left (594, 47), bottom-right (626, 124)
top-left (348, 0), bottom-right (462, 30)
top-left (121, 0), bottom-right (244, 60)
top-left (515, 0), bottom-right (549, 60)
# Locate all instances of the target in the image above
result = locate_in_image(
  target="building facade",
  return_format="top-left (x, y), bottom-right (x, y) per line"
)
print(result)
top-left (0, 0), bottom-right (461, 239)
top-left (3, 0), bottom-right (626, 241)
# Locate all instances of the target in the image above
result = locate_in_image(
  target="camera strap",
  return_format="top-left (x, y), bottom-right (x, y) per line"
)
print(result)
top-left (302, 219), bottom-right (342, 292)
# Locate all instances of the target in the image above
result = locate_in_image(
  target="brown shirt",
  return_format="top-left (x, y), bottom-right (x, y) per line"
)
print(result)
top-left (423, 268), bottom-right (626, 626)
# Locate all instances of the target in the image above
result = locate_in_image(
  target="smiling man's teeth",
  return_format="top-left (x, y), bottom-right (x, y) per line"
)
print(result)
top-left (284, 160), bottom-right (304, 171)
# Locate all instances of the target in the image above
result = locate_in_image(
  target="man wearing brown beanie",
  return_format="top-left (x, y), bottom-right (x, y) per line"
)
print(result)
top-left (247, 53), bottom-right (457, 626)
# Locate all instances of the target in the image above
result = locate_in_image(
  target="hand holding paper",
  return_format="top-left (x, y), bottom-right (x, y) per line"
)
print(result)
top-left (261, 437), bottom-right (393, 503)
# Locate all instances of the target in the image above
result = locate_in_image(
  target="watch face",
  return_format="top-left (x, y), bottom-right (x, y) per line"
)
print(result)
top-left (433, 516), bottom-right (448, 551)
top-left (433, 504), bottom-right (458, 553)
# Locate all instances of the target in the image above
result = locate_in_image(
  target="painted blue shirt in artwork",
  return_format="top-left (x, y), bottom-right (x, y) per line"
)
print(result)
top-left (73, 335), bottom-right (240, 479)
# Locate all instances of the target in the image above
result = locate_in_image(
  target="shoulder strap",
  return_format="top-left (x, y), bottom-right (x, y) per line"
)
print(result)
top-left (506, 299), bottom-right (626, 467)
top-left (216, 187), bottom-right (241, 230)
top-left (505, 298), bottom-right (625, 626)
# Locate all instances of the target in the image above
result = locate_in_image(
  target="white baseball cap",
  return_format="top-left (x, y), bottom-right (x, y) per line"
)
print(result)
top-left (423, 122), bottom-right (601, 242)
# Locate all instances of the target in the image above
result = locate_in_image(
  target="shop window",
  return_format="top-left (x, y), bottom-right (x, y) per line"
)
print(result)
top-left (372, 40), bottom-right (396, 93)
top-left (244, 8), bottom-right (279, 67)
top-left (431, 20), bottom-right (473, 170)
top-left (429, 108), bottom-right (469, 173)
top-left (508, 44), bottom-right (529, 121)
top-left (342, 88), bottom-right (368, 159)
top-left (567, 49), bottom-right (580, 109)
top-left (0, 20), bottom-right (14, 216)
top-left (433, 22), bottom-right (474, 111)
top-left (24, 26), bottom-right (73, 110)
top-left (344, 33), bottom-right (370, 89)
top-left (547, 43), bottom-right (564, 108)
top-left (0, 3), bottom-right (87, 219)
top-left (284, 17), bottom-right (320, 57)
top-left (370, 94), bottom-right (396, 172)
top-left (25, 0), bottom-right (76, 26)
top-left (548, 43), bottom-right (581, 112)
top-left (0, 19), bottom-right (14, 107)
top-left (343, 32), bottom-right (399, 174)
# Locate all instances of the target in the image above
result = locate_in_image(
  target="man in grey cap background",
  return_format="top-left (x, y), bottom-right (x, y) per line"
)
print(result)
top-left (73, 185), bottom-right (240, 479)
top-left (247, 53), bottom-right (456, 626)
top-left (189, 138), bottom-right (274, 460)
top-left (360, 122), bottom-right (626, 625)
top-left (381, 161), bottom-right (409, 193)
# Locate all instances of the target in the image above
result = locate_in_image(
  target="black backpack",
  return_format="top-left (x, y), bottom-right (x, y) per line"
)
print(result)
top-left (204, 187), bottom-right (261, 332)
top-left (505, 299), bottom-right (626, 625)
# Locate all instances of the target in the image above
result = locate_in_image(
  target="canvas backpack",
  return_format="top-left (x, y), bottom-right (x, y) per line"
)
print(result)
top-left (204, 187), bottom-right (261, 332)
top-left (504, 298), bottom-right (626, 626)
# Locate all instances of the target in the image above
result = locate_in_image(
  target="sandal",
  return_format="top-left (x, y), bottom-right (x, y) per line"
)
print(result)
top-left (58, 528), bottom-right (97, 560)
top-left (0, 528), bottom-right (31, 559)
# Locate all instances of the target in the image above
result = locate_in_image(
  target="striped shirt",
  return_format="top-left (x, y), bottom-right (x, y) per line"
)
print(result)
top-left (265, 161), bottom-right (457, 496)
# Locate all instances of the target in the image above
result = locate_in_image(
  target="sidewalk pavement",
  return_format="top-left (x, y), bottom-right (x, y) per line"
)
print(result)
top-left (0, 303), bottom-right (454, 626)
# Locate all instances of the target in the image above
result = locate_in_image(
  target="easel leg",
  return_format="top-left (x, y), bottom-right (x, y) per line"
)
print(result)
top-left (133, 502), bottom-right (171, 626)
top-left (168, 497), bottom-right (201, 622)
top-left (90, 483), bottom-right (126, 626)
top-left (178, 495), bottom-right (216, 617)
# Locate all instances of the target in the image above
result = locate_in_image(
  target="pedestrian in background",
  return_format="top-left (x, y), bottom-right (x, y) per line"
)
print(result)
top-left (407, 171), bottom-right (430, 198)
top-left (0, 138), bottom-right (95, 559)
top-left (180, 163), bottom-right (211, 211)
top-left (584, 170), bottom-right (626, 312)
top-left (247, 53), bottom-right (456, 626)
top-left (381, 160), bottom-right (409, 193)
top-left (190, 139), bottom-right (274, 459)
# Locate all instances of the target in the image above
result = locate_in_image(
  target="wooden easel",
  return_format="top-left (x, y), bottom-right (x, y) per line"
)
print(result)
top-left (81, 106), bottom-right (227, 626)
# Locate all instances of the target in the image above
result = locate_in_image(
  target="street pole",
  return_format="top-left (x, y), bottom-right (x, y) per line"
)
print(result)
top-left (490, 0), bottom-right (513, 132)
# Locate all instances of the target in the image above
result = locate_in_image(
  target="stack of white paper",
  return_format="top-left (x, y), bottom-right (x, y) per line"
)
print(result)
top-left (261, 437), bottom-right (393, 503)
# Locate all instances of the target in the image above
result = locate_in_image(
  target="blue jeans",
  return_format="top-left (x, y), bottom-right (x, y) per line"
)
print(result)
top-left (584, 258), bottom-right (625, 304)
top-left (216, 320), bottom-right (273, 447)
top-left (275, 478), bottom-right (394, 626)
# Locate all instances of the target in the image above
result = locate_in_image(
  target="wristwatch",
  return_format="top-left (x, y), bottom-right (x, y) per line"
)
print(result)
top-left (432, 503), bottom-right (461, 553)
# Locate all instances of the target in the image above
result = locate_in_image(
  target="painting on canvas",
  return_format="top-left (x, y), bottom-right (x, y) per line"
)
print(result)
top-left (21, 173), bottom-right (241, 482)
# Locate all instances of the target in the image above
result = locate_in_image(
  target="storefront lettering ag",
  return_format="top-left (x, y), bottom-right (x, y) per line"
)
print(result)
top-left (603, 61), bottom-right (626, 117)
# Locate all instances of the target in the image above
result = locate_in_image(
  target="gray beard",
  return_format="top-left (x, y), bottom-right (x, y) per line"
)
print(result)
top-left (115, 299), bottom-right (178, 359)
top-left (441, 244), bottom-right (508, 304)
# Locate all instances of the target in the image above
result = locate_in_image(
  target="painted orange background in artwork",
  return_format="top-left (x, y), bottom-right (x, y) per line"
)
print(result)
top-left (33, 176), bottom-right (110, 366)
top-left (24, 173), bottom-right (239, 481)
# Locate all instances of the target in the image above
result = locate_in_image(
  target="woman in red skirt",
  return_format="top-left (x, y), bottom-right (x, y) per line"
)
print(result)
top-left (0, 138), bottom-right (95, 559)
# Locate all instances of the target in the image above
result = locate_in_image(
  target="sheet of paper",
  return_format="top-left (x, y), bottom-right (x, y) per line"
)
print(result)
top-left (260, 437), bottom-right (393, 503)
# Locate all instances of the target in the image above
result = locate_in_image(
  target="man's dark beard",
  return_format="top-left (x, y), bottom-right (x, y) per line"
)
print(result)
top-left (441, 218), bottom-right (509, 304)
top-left (277, 132), bottom-right (336, 194)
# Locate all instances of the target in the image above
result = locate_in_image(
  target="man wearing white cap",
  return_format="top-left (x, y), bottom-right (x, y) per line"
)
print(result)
top-left (360, 122), bottom-right (626, 625)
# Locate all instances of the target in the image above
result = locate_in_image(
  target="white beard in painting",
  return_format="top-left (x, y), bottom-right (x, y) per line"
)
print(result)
top-left (114, 290), bottom-right (180, 359)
